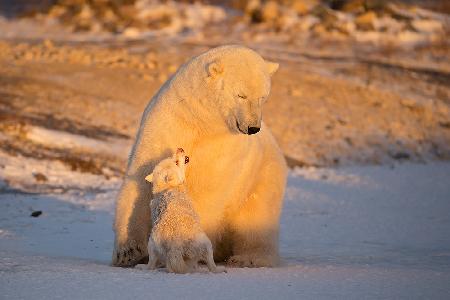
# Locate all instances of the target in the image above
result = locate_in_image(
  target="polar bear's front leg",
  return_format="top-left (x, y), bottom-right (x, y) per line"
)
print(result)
top-left (227, 160), bottom-right (287, 268)
top-left (112, 177), bottom-right (151, 267)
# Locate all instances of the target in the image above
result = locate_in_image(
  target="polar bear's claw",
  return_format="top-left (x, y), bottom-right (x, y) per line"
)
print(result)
top-left (112, 242), bottom-right (148, 267)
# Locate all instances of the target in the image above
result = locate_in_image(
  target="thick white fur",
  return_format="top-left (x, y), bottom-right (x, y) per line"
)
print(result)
top-left (143, 151), bottom-right (224, 273)
top-left (113, 45), bottom-right (287, 267)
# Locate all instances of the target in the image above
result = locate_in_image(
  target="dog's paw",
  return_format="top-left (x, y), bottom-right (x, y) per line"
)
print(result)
top-left (112, 240), bottom-right (148, 267)
top-left (227, 254), bottom-right (277, 268)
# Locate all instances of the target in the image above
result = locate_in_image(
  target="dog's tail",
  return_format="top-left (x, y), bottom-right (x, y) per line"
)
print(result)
top-left (166, 248), bottom-right (188, 274)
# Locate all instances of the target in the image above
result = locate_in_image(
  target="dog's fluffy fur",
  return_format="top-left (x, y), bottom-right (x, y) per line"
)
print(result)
top-left (143, 149), bottom-right (224, 274)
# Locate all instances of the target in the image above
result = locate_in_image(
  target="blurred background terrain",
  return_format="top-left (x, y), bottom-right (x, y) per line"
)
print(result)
top-left (0, 0), bottom-right (449, 181)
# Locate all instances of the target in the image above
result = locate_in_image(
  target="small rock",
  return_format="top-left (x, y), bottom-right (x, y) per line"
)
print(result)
top-left (123, 27), bottom-right (141, 38)
top-left (30, 211), bottom-right (42, 217)
top-left (400, 98), bottom-right (420, 109)
top-left (338, 0), bottom-right (365, 14)
top-left (291, 0), bottom-right (318, 15)
top-left (24, 51), bottom-right (34, 60)
top-left (439, 121), bottom-right (450, 129)
top-left (297, 15), bottom-right (319, 31)
top-left (262, 1), bottom-right (280, 22)
top-left (391, 152), bottom-right (410, 160)
top-left (355, 11), bottom-right (377, 31)
top-left (43, 39), bottom-right (54, 49)
top-left (411, 19), bottom-right (443, 33)
top-left (33, 172), bottom-right (48, 182)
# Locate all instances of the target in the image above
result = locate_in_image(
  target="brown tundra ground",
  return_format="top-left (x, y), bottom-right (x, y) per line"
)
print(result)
top-left (0, 35), bottom-right (449, 179)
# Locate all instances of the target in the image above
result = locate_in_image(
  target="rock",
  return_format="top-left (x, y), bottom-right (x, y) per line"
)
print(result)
top-left (278, 8), bottom-right (299, 30)
top-left (47, 5), bottom-right (67, 19)
top-left (245, 0), bottom-right (262, 22)
top-left (30, 210), bottom-right (42, 217)
top-left (385, 3), bottom-right (416, 21)
top-left (24, 51), bottom-right (34, 60)
top-left (123, 27), bottom-right (141, 38)
top-left (290, 0), bottom-right (319, 15)
top-left (397, 30), bottom-right (426, 46)
top-left (262, 1), bottom-right (279, 22)
top-left (333, 20), bottom-right (356, 35)
top-left (313, 5), bottom-right (340, 29)
top-left (43, 39), bottom-right (54, 49)
top-left (78, 4), bottom-right (94, 20)
top-left (411, 19), bottom-right (443, 33)
top-left (297, 15), bottom-right (319, 31)
top-left (355, 11), bottom-right (377, 31)
top-left (312, 23), bottom-right (328, 36)
top-left (338, 0), bottom-right (365, 14)
top-left (391, 151), bottom-right (411, 160)
top-left (375, 16), bottom-right (404, 33)
top-left (33, 172), bottom-right (48, 182)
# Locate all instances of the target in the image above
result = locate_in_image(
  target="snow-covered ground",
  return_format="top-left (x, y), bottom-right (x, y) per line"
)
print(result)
top-left (1, 154), bottom-right (450, 299)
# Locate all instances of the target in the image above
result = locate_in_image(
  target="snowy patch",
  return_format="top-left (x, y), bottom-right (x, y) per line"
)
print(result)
top-left (1, 147), bottom-right (449, 298)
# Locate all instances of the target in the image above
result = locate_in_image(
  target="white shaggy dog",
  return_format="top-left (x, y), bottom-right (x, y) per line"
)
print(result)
top-left (142, 148), bottom-right (224, 274)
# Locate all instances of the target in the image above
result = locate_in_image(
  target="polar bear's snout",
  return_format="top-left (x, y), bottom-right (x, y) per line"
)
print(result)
top-left (248, 127), bottom-right (260, 135)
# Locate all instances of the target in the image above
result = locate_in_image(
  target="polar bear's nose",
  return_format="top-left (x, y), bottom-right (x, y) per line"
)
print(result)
top-left (248, 127), bottom-right (260, 135)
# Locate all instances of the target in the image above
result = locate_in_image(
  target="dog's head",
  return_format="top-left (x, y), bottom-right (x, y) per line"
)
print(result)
top-left (145, 148), bottom-right (189, 193)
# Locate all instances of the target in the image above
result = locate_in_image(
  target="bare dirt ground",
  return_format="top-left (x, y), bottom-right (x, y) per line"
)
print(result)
top-left (0, 33), bottom-right (449, 180)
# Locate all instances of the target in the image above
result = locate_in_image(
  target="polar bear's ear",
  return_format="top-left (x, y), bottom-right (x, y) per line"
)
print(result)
top-left (145, 173), bottom-right (153, 183)
top-left (206, 60), bottom-right (224, 78)
top-left (266, 61), bottom-right (279, 76)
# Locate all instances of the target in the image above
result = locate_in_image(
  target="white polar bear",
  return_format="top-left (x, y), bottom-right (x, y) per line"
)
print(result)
top-left (142, 148), bottom-right (224, 273)
top-left (113, 45), bottom-right (287, 268)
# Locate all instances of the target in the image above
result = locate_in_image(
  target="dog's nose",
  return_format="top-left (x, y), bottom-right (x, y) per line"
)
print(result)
top-left (247, 127), bottom-right (260, 135)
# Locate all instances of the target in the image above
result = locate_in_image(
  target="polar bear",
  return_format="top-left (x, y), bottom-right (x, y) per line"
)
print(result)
top-left (113, 45), bottom-right (287, 268)
top-left (142, 148), bottom-right (224, 273)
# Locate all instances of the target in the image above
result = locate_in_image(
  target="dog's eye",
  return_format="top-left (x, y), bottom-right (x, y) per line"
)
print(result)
top-left (185, 156), bottom-right (189, 164)
top-left (238, 94), bottom-right (247, 99)
top-left (176, 160), bottom-right (179, 166)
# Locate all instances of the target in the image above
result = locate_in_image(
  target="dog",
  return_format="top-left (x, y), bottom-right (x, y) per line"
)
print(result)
top-left (141, 148), bottom-right (224, 274)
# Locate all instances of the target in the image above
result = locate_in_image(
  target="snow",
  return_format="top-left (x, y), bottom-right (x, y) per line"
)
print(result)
top-left (25, 125), bottom-right (130, 158)
top-left (1, 153), bottom-right (450, 299)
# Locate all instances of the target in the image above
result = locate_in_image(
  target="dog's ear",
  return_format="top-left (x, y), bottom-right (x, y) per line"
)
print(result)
top-left (145, 173), bottom-right (154, 183)
top-left (266, 61), bottom-right (279, 76)
top-left (206, 60), bottom-right (224, 78)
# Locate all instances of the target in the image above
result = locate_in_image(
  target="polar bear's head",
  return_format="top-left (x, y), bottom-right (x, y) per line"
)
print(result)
top-left (202, 46), bottom-right (279, 135)
top-left (145, 148), bottom-right (190, 193)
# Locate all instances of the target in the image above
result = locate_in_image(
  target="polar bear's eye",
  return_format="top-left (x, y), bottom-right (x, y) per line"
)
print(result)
top-left (237, 94), bottom-right (247, 99)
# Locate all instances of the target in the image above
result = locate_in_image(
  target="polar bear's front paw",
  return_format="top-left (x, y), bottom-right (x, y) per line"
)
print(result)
top-left (227, 254), bottom-right (278, 268)
top-left (112, 241), bottom-right (148, 267)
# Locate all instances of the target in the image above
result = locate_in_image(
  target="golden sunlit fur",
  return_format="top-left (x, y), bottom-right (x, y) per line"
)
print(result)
top-left (142, 150), bottom-right (224, 273)
top-left (113, 45), bottom-right (287, 268)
